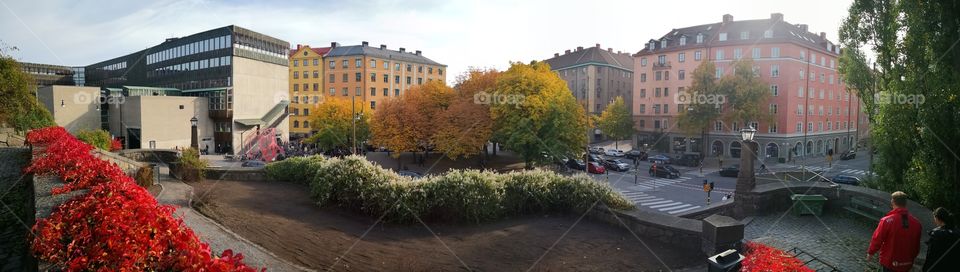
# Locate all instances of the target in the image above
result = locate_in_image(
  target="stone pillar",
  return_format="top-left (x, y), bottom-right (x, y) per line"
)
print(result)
top-left (733, 141), bottom-right (759, 218)
top-left (701, 214), bottom-right (744, 256)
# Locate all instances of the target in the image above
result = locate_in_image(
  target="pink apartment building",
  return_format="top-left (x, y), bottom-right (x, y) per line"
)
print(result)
top-left (633, 13), bottom-right (865, 161)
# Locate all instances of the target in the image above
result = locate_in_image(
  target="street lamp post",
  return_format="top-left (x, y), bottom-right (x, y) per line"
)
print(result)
top-left (735, 127), bottom-right (757, 194)
top-left (190, 116), bottom-right (198, 150)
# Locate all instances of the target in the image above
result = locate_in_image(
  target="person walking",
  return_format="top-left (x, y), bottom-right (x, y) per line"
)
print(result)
top-left (922, 207), bottom-right (959, 271)
top-left (867, 191), bottom-right (922, 272)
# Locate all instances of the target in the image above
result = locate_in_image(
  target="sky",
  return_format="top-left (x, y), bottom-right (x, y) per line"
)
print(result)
top-left (1, 0), bottom-right (854, 83)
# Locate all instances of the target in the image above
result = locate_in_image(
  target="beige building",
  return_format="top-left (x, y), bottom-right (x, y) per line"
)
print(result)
top-left (288, 45), bottom-right (331, 138)
top-left (106, 96), bottom-right (213, 150)
top-left (36, 85), bottom-right (101, 134)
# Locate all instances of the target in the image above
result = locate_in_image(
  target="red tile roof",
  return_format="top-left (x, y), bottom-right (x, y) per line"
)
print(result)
top-left (289, 46), bottom-right (331, 57)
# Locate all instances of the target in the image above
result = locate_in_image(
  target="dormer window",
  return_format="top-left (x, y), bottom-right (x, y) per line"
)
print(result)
top-left (719, 33), bottom-right (727, 41)
top-left (661, 40), bottom-right (667, 48)
top-left (696, 33), bottom-right (704, 43)
top-left (764, 30), bottom-right (773, 38)
top-left (649, 42), bottom-right (655, 50)
top-left (680, 36), bottom-right (687, 46)
top-left (740, 31), bottom-right (749, 40)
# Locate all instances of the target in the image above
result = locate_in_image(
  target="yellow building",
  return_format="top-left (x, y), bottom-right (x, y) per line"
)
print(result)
top-left (288, 45), bottom-right (330, 138)
top-left (322, 41), bottom-right (447, 113)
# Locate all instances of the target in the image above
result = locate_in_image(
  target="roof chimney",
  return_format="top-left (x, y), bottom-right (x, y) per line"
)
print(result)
top-left (415, 50), bottom-right (421, 55)
top-left (722, 14), bottom-right (734, 24)
top-left (554, 53), bottom-right (560, 57)
top-left (770, 13), bottom-right (783, 22)
top-left (617, 51), bottom-right (622, 54)
top-left (798, 24), bottom-right (808, 32)
top-left (565, 49), bottom-right (571, 54)
top-left (595, 43), bottom-right (601, 48)
top-left (607, 48), bottom-right (612, 52)
top-left (331, 42), bottom-right (340, 48)
top-left (576, 46), bottom-right (584, 51)
top-left (819, 32), bottom-right (826, 39)
top-left (361, 41), bottom-right (369, 47)
top-left (399, 47), bottom-right (406, 53)
top-left (380, 44), bottom-right (387, 50)
top-left (296, 44), bottom-right (303, 50)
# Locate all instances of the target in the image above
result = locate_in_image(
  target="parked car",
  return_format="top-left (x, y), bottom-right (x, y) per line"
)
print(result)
top-left (589, 147), bottom-right (605, 154)
top-left (719, 164), bottom-right (740, 177)
top-left (648, 154), bottom-right (672, 164)
top-left (839, 150), bottom-right (856, 160)
top-left (398, 170), bottom-right (423, 178)
top-left (604, 149), bottom-right (625, 157)
top-left (675, 154), bottom-right (702, 167)
top-left (648, 164), bottom-right (680, 178)
top-left (602, 159), bottom-right (631, 172)
top-left (585, 154), bottom-right (601, 163)
top-left (626, 150), bottom-right (648, 160)
top-left (566, 159), bottom-right (586, 170)
top-left (588, 162), bottom-right (606, 174)
top-left (831, 175), bottom-right (861, 186)
top-left (241, 160), bottom-right (266, 167)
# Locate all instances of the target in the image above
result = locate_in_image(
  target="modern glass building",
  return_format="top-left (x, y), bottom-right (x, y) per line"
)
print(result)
top-left (84, 25), bottom-right (290, 154)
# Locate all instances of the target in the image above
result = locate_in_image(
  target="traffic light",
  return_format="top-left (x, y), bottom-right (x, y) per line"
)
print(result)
top-left (709, 182), bottom-right (715, 192)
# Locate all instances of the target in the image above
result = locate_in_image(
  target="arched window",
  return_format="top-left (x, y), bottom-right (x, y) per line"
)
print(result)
top-left (712, 140), bottom-right (724, 156)
top-left (303, 121), bottom-right (310, 128)
top-left (766, 143), bottom-right (779, 158)
top-left (806, 141), bottom-right (814, 154)
top-left (730, 141), bottom-right (742, 158)
top-left (816, 140), bottom-right (824, 154)
top-left (293, 120), bottom-right (299, 128)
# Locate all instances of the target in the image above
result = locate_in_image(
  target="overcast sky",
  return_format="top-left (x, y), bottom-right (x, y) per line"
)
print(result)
top-left (1, 0), bottom-right (853, 83)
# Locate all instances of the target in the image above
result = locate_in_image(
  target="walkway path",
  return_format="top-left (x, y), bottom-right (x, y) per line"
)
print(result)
top-left (154, 167), bottom-right (309, 272)
top-left (744, 212), bottom-right (880, 271)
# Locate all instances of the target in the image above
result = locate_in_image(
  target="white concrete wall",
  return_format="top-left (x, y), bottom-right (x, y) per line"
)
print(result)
top-left (230, 57), bottom-right (290, 153)
top-left (118, 96), bottom-right (212, 150)
top-left (37, 85), bottom-right (101, 134)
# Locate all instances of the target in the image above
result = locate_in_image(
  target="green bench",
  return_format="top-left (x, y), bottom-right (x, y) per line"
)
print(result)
top-left (845, 195), bottom-right (887, 221)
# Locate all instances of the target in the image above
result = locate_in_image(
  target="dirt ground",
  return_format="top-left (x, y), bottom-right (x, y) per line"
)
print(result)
top-left (192, 180), bottom-right (702, 271)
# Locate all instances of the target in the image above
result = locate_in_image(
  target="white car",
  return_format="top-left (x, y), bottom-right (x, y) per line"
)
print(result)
top-left (589, 147), bottom-right (605, 154)
top-left (604, 149), bottom-right (625, 157)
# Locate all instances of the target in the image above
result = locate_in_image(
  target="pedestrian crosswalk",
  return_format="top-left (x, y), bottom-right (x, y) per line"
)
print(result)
top-left (626, 176), bottom-right (734, 194)
top-left (619, 190), bottom-right (702, 215)
top-left (839, 169), bottom-right (873, 176)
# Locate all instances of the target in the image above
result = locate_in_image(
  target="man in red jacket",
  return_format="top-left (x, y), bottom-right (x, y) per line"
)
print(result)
top-left (867, 191), bottom-right (922, 271)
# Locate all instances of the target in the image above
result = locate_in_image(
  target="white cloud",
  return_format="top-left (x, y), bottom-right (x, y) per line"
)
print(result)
top-left (0, 0), bottom-right (853, 82)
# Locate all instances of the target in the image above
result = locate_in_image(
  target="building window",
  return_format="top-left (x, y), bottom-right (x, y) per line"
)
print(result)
top-left (770, 85), bottom-right (778, 96)
top-left (342, 73), bottom-right (348, 82)
top-left (771, 65), bottom-right (780, 77)
top-left (640, 89), bottom-right (646, 98)
top-left (641, 58), bottom-right (647, 66)
top-left (680, 36), bottom-right (687, 46)
top-left (696, 33), bottom-right (704, 43)
top-left (770, 104), bottom-right (778, 114)
top-left (417, 78), bottom-right (423, 84)
top-left (734, 48), bottom-right (742, 59)
top-left (764, 30), bottom-right (773, 38)
top-left (796, 122), bottom-right (803, 133)
top-left (797, 104), bottom-right (803, 115)
top-left (406, 76), bottom-right (412, 84)
top-left (719, 33), bottom-right (727, 41)
top-left (329, 74), bottom-right (335, 83)
top-left (695, 50), bottom-right (702, 61)
top-left (640, 73), bottom-right (646, 82)
top-left (313, 71), bottom-right (319, 78)
top-left (771, 47), bottom-right (780, 58)
top-left (715, 67), bottom-right (723, 78)
top-left (383, 74), bottom-right (389, 82)
top-left (293, 120), bottom-right (299, 128)
top-left (655, 71), bottom-right (662, 81)
top-left (293, 84), bottom-right (299, 92)
top-left (678, 53), bottom-right (685, 62)
top-left (330, 88), bottom-right (336, 96)
top-left (313, 83), bottom-right (319, 91)
top-left (370, 59), bottom-right (377, 68)
top-left (342, 60), bottom-right (348, 68)
top-left (395, 75), bottom-right (401, 84)
top-left (769, 123), bottom-right (778, 133)
top-left (370, 87), bottom-right (376, 96)
top-left (383, 88), bottom-right (388, 96)
top-left (406, 64), bottom-right (412, 72)
top-left (715, 121), bottom-right (723, 131)
top-left (342, 87), bottom-right (348, 96)
top-left (752, 48), bottom-right (761, 59)
top-left (678, 70), bottom-right (685, 80)
top-left (293, 72), bottom-right (299, 79)
top-left (355, 59), bottom-right (362, 68)
top-left (394, 63), bottom-right (401, 70)
top-left (303, 71), bottom-right (309, 79)
top-left (303, 83), bottom-right (309, 91)
top-left (293, 60), bottom-right (299, 67)
top-left (355, 72), bottom-right (362, 82)
top-left (304, 121), bottom-right (310, 128)
top-left (394, 89), bottom-right (400, 96)
top-left (303, 108), bottom-right (310, 116)
top-left (371, 73), bottom-right (377, 82)
top-left (313, 59), bottom-right (319, 66)
top-left (740, 31), bottom-right (749, 40)
top-left (639, 104), bottom-right (646, 113)
top-left (370, 101), bottom-right (376, 110)
top-left (355, 87), bottom-right (361, 96)
top-left (329, 61), bottom-right (335, 69)
top-left (716, 49), bottom-right (725, 60)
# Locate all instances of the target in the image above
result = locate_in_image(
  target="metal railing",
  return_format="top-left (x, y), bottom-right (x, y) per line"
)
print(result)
top-left (787, 247), bottom-right (840, 272)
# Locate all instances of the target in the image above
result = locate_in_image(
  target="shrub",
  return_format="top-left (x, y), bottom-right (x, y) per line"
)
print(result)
top-left (307, 155), bottom-right (632, 223)
top-left (25, 126), bottom-right (259, 271)
top-left (264, 155), bottom-right (326, 184)
top-left (134, 165), bottom-right (154, 187)
top-left (177, 148), bottom-right (208, 182)
top-left (741, 242), bottom-right (814, 272)
top-left (109, 137), bottom-right (122, 151)
top-left (76, 129), bottom-right (112, 150)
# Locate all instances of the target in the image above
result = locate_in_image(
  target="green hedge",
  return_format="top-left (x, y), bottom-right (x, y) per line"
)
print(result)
top-left (268, 155), bottom-right (633, 223)
top-left (76, 129), bottom-right (111, 150)
top-left (264, 155), bottom-right (326, 185)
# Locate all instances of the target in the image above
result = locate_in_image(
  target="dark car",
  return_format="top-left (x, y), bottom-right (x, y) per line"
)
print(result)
top-left (719, 164), bottom-right (740, 177)
top-left (648, 154), bottom-right (672, 164)
top-left (398, 170), bottom-right (423, 178)
top-left (566, 159), bottom-right (586, 170)
top-left (649, 165), bottom-right (680, 178)
top-left (831, 175), bottom-right (861, 186)
top-left (839, 150), bottom-right (856, 160)
top-left (602, 159), bottom-right (631, 172)
top-left (585, 154), bottom-right (601, 163)
top-left (241, 160), bottom-right (266, 167)
top-left (675, 154), bottom-right (702, 167)
top-left (626, 150), bottom-right (648, 160)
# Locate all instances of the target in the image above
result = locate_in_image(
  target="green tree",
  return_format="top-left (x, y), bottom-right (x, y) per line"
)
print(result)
top-left (0, 43), bottom-right (54, 131)
top-left (76, 129), bottom-right (112, 150)
top-left (677, 61), bottom-right (722, 155)
top-left (840, 0), bottom-right (960, 215)
top-left (718, 59), bottom-right (773, 127)
top-left (491, 61), bottom-right (588, 168)
top-left (597, 96), bottom-right (633, 149)
top-left (306, 97), bottom-right (370, 151)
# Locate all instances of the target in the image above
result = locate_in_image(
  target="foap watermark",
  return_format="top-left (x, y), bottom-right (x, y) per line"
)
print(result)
top-left (474, 91), bottom-right (524, 106)
top-left (73, 92), bottom-right (125, 105)
top-left (674, 90), bottom-right (725, 108)
top-left (875, 92), bottom-right (925, 106)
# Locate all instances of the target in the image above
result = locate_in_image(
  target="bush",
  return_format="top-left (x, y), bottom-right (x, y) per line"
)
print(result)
top-left (306, 155), bottom-right (632, 223)
top-left (76, 129), bottom-right (112, 150)
top-left (177, 148), bottom-right (208, 182)
top-left (264, 155), bottom-right (326, 185)
top-left (134, 165), bottom-right (154, 187)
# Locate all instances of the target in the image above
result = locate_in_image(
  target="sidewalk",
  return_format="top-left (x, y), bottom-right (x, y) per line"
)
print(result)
top-left (154, 167), bottom-right (309, 272)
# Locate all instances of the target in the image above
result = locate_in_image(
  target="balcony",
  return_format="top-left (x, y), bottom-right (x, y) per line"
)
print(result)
top-left (652, 61), bottom-right (672, 70)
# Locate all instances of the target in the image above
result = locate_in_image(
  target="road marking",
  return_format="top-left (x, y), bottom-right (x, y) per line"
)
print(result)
top-left (640, 200), bottom-right (672, 206)
top-left (637, 197), bottom-right (665, 203)
top-left (668, 205), bottom-right (701, 214)
top-left (634, 196), bottom-right (657, 200)
top-left (650, 202), bottom-right (683, 209)
top-left (659, 204), bottom-right (692, 211)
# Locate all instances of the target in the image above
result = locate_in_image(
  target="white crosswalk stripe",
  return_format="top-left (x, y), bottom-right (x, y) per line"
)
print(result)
top-left (641, 200), bottom-right (673, 206)
top-left (649, 201), bottom-right (682, 209)
top-left (617, 190), bottom-right (704, 215)
top-left (840, 169), bottom-right (872, 175)
top-left (659, 204), bottom-right (692, 211)
top-left (668, 205), bottom-right (701, 214)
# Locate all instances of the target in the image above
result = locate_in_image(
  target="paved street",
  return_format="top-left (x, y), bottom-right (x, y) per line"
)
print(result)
top-left (586, 149), bottom-right (875, 215)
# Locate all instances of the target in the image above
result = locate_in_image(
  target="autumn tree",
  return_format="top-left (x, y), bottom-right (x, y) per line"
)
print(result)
top-left (677, 61), bottom-right (721, 155)
top-left (433, 69), bottom-right (499, 160)
top-left (597, 96), bottom-right (633, 150)
top-left (306, 97), bottom-right (370, 151)
top-left (370, 98), bottom-right (416, 157)
top-left (0, 43), bottom-right (54, 131)
top-left (370, 80), bottom-right (454, 163)
top-left (718, 59), bottom-right (772, 127)
top-left (491, 61), bottom-right (588, 168)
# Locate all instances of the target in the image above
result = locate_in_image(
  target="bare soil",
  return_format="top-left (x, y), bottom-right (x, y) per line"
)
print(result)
top-left (192, 180), bottom-right (702, 271)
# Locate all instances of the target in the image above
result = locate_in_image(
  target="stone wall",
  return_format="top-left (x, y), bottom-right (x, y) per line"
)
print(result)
top-left (587, 205), bottom-right (703, 252)
top-left (0, 148), bottom-right (36, 271)
top-left (680, 201), bottom-right (736, 220)
top-left (118, 149), bottom-right (180, 164)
